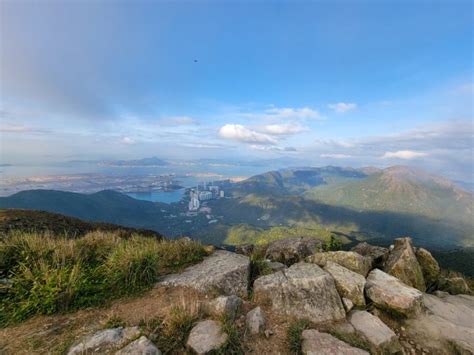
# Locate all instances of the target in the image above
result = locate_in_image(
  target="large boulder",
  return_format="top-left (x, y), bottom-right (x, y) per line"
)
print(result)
top-left (323, 261), bottom-right (366, 307)
top-left (348, 310), bottom-right (402, 354)
top-left (115, 336), bottom-right (161, 355)
top-left (264, 237), bottom-right (322, 265)
top-left (365, 269), bottom-right (423, 318)
top-left (246, 306), bottom-right (266, 335)
top-left (186, 320), bottom-right (227, 354)
top-left (406, 293), bottom-right (474, 354)
top-left (384, 237), bottom-right (426, 291)
top-left (351, 242), bottom-right (389, 268)
top-left (253, 262), bottom-right (345, 324)
top-left (306, 251), bottom-right (372, 277)
top-left (415, 247), bottom-right (440, 288)
top-left (301, 329), bottom-right (369, 355)
top-left (156, 250), bottom-right (250, 296)
top-left (68, 327), bottom-right (140, 355)
top-left (438, 276), bottom-right (471, 295)
top-left (204, 295), bottom-right (242, 320)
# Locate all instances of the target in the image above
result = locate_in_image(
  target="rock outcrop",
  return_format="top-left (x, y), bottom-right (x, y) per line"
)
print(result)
top-left (246, 306), bottom-right (266, 335)
top-left (415, 247), bottom-right (440, 288)
top-left (351, 242), bottom-right (389, 268)
top-left (438, 276), bottom-right (471, 295)
top-left (186, 320), bottom-right (227, 354)
top-left (365, 269), bottom-right (423, 318)
top-left (115, 336), bottom-right (161, 355)
top-left (253, 262), bottom-right (346, 324)
top-left (323, 261), bottom-right (366, 307)
top-left (406, 293), bottom-right (474, 354)
top-left (301, 329), bottom-right (369, 355)
top-left (68, 327), bottom-right (140, 355)
top-left (205, 295), bottom-right (242, 319)
top-left (384, 237), bottom-right (426, 291)
top-left (306, 251), bottom-right (372, 277)
top-left (264, 237), bottom-right (322, 265)
top-left (348, 310), bottom-right (402, 354)
top-left (156, 250), bottom-right (250, 296)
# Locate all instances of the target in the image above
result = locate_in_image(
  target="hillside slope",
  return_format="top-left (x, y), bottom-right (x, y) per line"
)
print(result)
top-left (0, 209), bottom-right (163, 239)
top-left (305, 166), bottom-right (473, 225)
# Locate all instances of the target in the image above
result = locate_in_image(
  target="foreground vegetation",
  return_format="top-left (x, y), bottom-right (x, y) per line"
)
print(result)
top-left (0, 231), bottom-right (208, 327)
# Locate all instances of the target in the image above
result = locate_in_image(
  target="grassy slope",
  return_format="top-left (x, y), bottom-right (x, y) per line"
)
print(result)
top-left (0, 209), bottom-right (163, 239)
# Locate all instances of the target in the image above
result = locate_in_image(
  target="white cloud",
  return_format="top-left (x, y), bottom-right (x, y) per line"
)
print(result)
top-left (218, 124), bottom-right (277, 145)
top-left (320, 153), bottom-right (352, 159)
top-left (328, 102), bottom-right (357, 113)
top-left (265, 107), bottom-right (321, 120)
top-left (382, 150), bottom-right (428, 160)
top-left (120, 137), bottom-right (135, 145)
top-left (261, 123), bottom-right (306, 135)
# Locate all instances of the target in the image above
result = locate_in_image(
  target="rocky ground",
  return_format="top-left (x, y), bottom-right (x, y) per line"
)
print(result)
top-left (1, 237), bottom-right (473, 354)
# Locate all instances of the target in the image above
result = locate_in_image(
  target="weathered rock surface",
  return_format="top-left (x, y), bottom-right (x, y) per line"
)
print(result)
top-left (301, 329), bottom-right (369, 355)
top-left (342, 297), bottom-right (354, 312)
top-left (265, 237), bottom-right (322, 265)
top-left (186, 320), bottom-right (227, 354)
top-left (406, 293), bottom-right (474, 354)
top-left (415, 247), bottom-right (440, 287)
top-left (384, 237), bottom-right (426, 291)
top-left (438, 276), bottom-right (471, 295)
top-left (265, 260), bottom-right (287, 272)
top-left (115, 336), bottom-right (161, 355)
top-left (351, 242), bottom-right (389, 268)
top-left (156, 250), bottom-right (250, 296)
top-left (68, 327), bottom-right (140, 355)
top-left (306, 251), bottom-right (372, 277)
top-left (348, 310), bottom-right (401, 354)
top-left (253, 262), bottom-right (345, 324)
top-left (365, 269), bottom-right (423, 318)
top-left (246, 306), bottom-right (265, 335)
top-left (324, 261), bottom-right (366, 307)
top-left (205, 295), bottom-right (242, 319)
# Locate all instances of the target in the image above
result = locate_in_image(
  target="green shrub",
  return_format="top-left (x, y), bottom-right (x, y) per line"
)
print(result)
top-left (0, 231), bottom-right (207, 327)
top-left (287, 319), bottom-right (311, 355)
top-left (322, 235), bottom-right (343, 251)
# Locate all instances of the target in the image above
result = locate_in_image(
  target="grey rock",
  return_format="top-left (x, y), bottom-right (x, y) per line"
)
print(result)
top-left (351, 242), bottom-right (389, 268)
top-left (384, 237), bottom-right (426, 291)
top-left (265, 237), bottom-right (322, 265)
top-left (438, 276), bottom-right (471, 295)
top-left (265, 260), bottom-right (287, 272)
top-left (301, 329), bottom-right (369, 355)
top-left (246, 306), bottom-right (265, 335)
top-left (157, 250), bottom-right (250, 296)
top-left (253, 262), bottom-right (345, 324)
top-left (348, 310), bottom-right (402, 354)
top-left (306, 251), bottom-right (372, 277)
top-left (324, 261), bottom-right (366, 307)
top-left (366, 269), bottom-right (423, 318)
top-left (406, 293), bottom-right (474, 354)
top-left (115, 336), bottom-right (161, 355)
top-left (186, 320), bottom-right (228, 354)
top-left (205, 295), bottom-right (242, 319)
top-left (68, 327), bottom-right (140, 355)
top-left (415, 247), bottom-right (440, 288)
top-left (342, 297), bottom-right (354, 312)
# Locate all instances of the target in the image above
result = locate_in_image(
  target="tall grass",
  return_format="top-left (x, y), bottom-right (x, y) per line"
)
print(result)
top-left (0, 231), bottom-right (208, 326)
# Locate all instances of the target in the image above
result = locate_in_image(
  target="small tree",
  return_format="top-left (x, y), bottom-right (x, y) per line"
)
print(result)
top-left (323, 235), bottom-right (342, 251)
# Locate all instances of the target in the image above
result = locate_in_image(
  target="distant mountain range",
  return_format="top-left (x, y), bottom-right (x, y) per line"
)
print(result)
top-left (0, 166), bottom-right (472, 251)
top-left (101, 156), bottom-right (168, 167)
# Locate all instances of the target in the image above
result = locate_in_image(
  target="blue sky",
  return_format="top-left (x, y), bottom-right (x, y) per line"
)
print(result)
top-left (0, 0), bottom-right (473, 181)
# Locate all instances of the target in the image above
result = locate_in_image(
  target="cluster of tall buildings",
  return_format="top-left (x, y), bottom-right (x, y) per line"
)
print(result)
top-left (188, 183), bottom-right (224, 211)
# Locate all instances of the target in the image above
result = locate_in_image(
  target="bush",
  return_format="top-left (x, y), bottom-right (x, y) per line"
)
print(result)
top-left (322, 235), bottom-right (343, 251)
top-left (287, 319), bottom-right (311, 355)
top-left (0, 231), bottom-right (208, 326)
